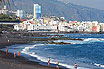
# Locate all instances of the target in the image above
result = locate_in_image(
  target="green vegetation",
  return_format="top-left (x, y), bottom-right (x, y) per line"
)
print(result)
top-left (0, 24), bottom-right (14, 31)
top-left (0, 14), bottom-right (19, 22)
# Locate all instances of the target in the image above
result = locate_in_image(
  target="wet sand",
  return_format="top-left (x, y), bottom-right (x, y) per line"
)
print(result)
top-left (0, 31), bottom-right (70, 69)
top-left (0, 43), bottom-right (58, 69)
top-left (0, 31), bottom-right (103, 69)
top-left (0, 32), bottom-right (58, 69)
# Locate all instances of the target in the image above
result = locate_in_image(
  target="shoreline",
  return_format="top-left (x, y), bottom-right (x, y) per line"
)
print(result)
top-left (0, 31), bottom-right (104, 69)
top-left (0, 35), bottom-right (67, 69)
top-left (0, 43), bottom-right (58, 69)
top-left (1, 31), bottom-right (101, 69)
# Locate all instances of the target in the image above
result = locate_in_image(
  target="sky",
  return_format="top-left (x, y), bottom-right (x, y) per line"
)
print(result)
top-left (61, 0), bottom-right (104, 10)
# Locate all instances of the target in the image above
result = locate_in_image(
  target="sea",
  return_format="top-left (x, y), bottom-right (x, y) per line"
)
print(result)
top-left (1, 34), bottom-right (104, 69)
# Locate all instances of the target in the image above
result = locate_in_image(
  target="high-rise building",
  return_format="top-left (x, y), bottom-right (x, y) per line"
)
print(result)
top-left (16, 10), bottom-right (25, 19)
top-left (34, 4), bottom-right (41, 19)
top-left (0, 5), bottom-right (8, 14)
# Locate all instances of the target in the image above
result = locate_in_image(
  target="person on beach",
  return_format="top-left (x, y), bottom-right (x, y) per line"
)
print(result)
top-left (74, 63), bottom-right (78, 69)
top-left (6, 49), bottom-right (8, 56)
top-left (48, 58), bottom-right (50, 66)
top-left (8, 40), bottom-right (10, 43)
top-left (18, 51), bottom-right (19, 56)
top-left (56, 61), bottom-right (59, 69)
top-left (14, 52), bottom-right (16, 58)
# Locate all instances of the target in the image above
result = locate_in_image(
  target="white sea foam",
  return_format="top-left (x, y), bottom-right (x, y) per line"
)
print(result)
top-left (53, 38), bottom-right (104, 45)
top-left (100, 65), bottom-right (104, 68)
top-left (94, 63), bottom-right (104, 68)
top-left (83, 38), bottom-right (104, 42)
top-left (21, 44), bottom-right (44, 54)
top-left (21, 44), bottom-right (89, 69)
top-left (94, 63), bottom-right (100, 67)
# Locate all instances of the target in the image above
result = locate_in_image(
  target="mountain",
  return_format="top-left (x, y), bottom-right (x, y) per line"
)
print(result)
top-left (58, 0), bottom-right (104, 10)
top-left (13, 0), bottom-right (104, 22)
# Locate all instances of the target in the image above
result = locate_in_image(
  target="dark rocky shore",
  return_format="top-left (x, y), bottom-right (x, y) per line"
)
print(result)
top-left (0, 32), bottom-right (52, 69)
top-left (0, 49), bottom-right (55, 69)
top-left (0, 32), bottom-right (72, 69)
top-left (0, 30), bottom-right (104, 69)
top-left (1, 31), bottom-right (100, 69)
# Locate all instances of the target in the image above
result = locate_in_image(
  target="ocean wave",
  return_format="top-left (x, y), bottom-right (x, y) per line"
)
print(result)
top-left (83, 38), bottom-right (104, 41)
top-left (53, 38), bottom-right (104, 45)
top-left (21, 44), bottom-right (88, 69)
top-left (53, 40), bottom-right (86, 44)
top-left (21, 44), bottom-right (44, 54)
top-left (94, 63), bottom-right (104, 68)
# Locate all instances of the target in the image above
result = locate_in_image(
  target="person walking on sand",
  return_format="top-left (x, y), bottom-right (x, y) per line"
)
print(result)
top-left (6, 49), bottom-right (8, 56)
top-left (18, 51), bottom-right (19, 56)
top-left (8, 40), bottom-right (10, 43)
top-left (74, 63), bottom-right (78, 69)
top-left (48, 58), bottom-right (50, 66)
top-left (14, 52), bottom-right (16, 58)
top-left (56, 61), bottom-right (59, 69)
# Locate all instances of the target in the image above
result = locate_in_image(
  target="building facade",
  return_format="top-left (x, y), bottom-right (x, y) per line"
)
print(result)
top-left (34, 4), bottom-right (41, 19)
top-left (16, 10), bottom-right (25, 19)
top-left (0, 5), bottom-right (8, 14)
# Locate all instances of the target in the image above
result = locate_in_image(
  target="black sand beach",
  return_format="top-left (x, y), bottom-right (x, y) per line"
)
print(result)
top-left (1, 31), bottom-right (94, 69)
top-left (0, 32), bottom-right (58, 69)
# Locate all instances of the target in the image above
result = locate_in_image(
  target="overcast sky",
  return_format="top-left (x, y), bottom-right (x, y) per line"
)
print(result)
top-left (63, 0), bottom-right (104, 10)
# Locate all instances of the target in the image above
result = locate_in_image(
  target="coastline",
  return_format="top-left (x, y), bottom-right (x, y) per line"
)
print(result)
top-left (1, 31), bottom-right (102, 69)
top-left (0, 32), bottom-right (68, 69)
top-left (0, 43), bottom-right (58, 69)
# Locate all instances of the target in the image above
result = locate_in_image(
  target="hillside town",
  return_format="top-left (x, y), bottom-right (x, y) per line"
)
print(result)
top-left (1, 3), bottom-right (104, 33)
top-left (1, 1), bottom-right (104, 69)
top-left (14, 17), bottom-right (104, 32)
top-left (13, 4), bottom-right (104, 33)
